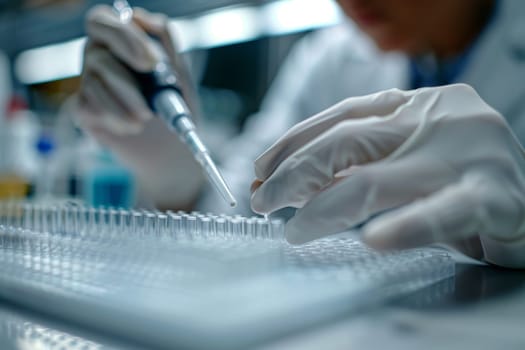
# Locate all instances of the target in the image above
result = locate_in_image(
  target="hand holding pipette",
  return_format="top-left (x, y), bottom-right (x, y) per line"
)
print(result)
top-left (75, 3), bottom-right (237, 208)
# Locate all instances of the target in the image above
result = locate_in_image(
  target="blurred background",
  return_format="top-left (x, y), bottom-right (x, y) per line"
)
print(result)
top-left (0, 0), bottom-right (343, 208)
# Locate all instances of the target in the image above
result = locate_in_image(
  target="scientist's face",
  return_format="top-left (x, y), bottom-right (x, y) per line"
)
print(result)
top-left (337, 0), bottom-right (491, 56)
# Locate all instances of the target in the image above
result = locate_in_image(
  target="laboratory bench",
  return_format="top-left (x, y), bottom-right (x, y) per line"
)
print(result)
top-left (260, 264), bottom-right (525, 350)
top-left (0, 263), bottom-right (523, 350)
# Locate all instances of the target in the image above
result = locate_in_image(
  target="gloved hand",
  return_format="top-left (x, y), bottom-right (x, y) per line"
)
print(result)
top-left (76, 5), bottom-right (199, 134)
top-left (72, 5), bottom-right (203, 209)
top-left (251, 84), bottom-right (525, 268)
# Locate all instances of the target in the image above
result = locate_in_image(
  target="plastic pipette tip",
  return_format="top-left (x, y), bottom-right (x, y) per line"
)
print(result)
top-left (199, 152), bottom-right (237, 208)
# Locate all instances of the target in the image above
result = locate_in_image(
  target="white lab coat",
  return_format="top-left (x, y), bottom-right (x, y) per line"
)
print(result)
top-left (200, 0), bottom-right (525, 215)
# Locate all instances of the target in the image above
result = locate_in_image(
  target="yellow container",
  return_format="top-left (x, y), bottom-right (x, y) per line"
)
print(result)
top-left (0, 173), bottom-right (29, 199)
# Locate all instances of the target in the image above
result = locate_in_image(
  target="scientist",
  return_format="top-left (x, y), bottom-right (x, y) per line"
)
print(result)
top-left (74, 0), bottom-right (525, 267)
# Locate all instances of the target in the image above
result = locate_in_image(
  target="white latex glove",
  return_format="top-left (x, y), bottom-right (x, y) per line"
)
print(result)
top-left (251, 84), bottom-right (525, 268)
top-left (72, 5), bottom-right (203, 209)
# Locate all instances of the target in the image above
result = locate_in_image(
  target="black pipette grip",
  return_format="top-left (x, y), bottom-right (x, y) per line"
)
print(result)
top-left (132, 62), bottom-right (186, 112)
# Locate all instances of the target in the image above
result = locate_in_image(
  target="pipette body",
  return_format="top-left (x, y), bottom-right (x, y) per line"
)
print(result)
top-left (112, 0), bottom-right (237, 207)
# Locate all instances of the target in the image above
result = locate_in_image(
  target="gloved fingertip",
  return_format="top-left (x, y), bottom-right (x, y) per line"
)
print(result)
top-left (285, 234), bottom-right (307, 245)
top-left (131, 6), bottom-right (150, 17)
top-left (86, 4), bottom-right (114, 24)
top-left (250, 190), bottom-right (269, 215)
top-left (361, 221), bottom-right (398, 250)
top-left (284, 218), bottom-right (319, 245)
top-left (251, 176), bottom-right (297, 214)
top-left (132, 7), bottom-right (154, 23)
top-left (362, 216), bottom-right (425, 251)
top-left (250, 179), bottom-right (278, 214)
top-left (132, 7), bottom-right (169, 35)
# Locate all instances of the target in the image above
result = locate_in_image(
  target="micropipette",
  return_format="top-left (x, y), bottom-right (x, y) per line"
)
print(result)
top-left (112, 0), bottom-right (237, 207)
